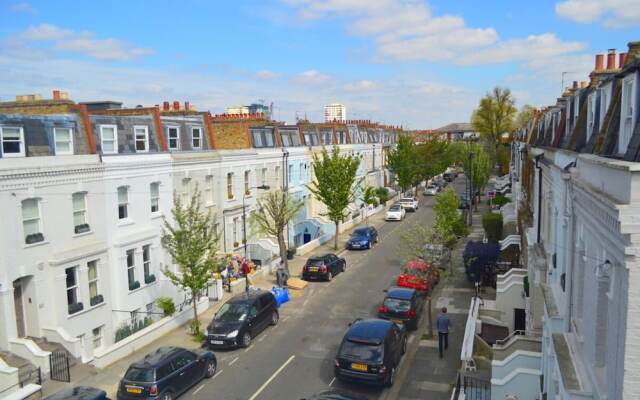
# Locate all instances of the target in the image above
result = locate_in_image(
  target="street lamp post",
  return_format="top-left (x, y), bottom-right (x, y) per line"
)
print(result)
top-left (242, 184), bottom-right (271, 259)
top-left (468, 151), bottom-right (474, 226)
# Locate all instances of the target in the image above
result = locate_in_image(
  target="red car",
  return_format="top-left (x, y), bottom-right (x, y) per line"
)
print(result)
top-left (396, 260), bottom-right (439, 295)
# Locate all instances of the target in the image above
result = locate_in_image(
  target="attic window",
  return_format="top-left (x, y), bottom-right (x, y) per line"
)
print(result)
top-left (620, 76), bottom-right (636, 154)
top-left (54, 127), bottom-right (74, 155)
top-left (1, 126), bottom-right (25, 157)
top-left (167, 127), bottom-right (180, 150)
top-left (100, 125), bottom-right (117, 154)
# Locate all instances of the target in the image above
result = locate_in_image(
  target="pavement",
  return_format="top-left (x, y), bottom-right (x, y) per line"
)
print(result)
top-left (40, 176), bottom-right (487, 400)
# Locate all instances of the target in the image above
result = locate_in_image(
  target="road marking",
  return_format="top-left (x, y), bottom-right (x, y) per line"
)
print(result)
top-left (244, 345), bottom-right (253, 353)
top-left (193, 384), bottom-right (205, 395)
top-left (213, 369), bottom-right (223, 379)
top-left (248, 355), bottom-right (296, 400)
top-left (229, 357), bottom-right (239, 366)
top-left (258, 335), bottom-right (266, 342)
top-left (329, 377), bottom-right (336, 387)
top-left (282, 316), bottom-right (290, 322)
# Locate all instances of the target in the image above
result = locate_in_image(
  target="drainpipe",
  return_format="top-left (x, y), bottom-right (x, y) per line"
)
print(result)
top-left (563, 161), bottom-right (576, 332)
top-left (535, 154), bottom-right (544, 243)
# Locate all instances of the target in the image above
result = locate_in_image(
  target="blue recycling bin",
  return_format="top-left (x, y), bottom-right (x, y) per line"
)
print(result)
top-left (271, 286), bottom-right (290, 308)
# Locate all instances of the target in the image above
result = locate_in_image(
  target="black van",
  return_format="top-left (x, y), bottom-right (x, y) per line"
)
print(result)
top-left (207, 290), bottom-right (278, 348)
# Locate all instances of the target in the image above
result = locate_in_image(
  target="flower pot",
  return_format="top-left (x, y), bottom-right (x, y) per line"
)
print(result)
top-left (129, 280), bottom-right (141, 291)
top-left (68, 302), bottom-right (84, 315)
top-left (25, 232), bottom-right (44, 244)
top-left (144, 274), bottom-right (156, 284)
top-left (74, 224), bottom-right (90, 234)
top-left (90, 294), bottom-right (104, 306)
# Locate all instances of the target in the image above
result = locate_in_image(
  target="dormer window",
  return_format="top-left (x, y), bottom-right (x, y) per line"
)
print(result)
top-left (587, 93), bottom-right (596, 141)
top-left (100, 125), bottom-right (117, 154)
top-left (54, 127), bottom-right (74, 155)
top-left (620, 76), bottom-right (636, 154)
top-left (191, 127), bottom-right (202, 149)
top-left (167, 127), bottom-right (180, 150)
top-left (1, 126), bottom-right (25, 157)
top-left (134, 126), bottom-right (149, 152)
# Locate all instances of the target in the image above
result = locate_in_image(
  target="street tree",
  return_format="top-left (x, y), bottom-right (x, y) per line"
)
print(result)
top-left (307, 147), bottom-right (362, 250)
top-left (362, 186), bottom-right (379, 224)
top-left (433, 188), bottom-right (469, 254)
top-left (161, 188), bottom-right (220, 335)
top-left (471, 87), bottom-right (517, 158)
top-left (417, 139), bottom-right (452, 184)
top-left (387, 135), bottom-right (418, 194)
top-left (456, 143), bottom-right (492, 208)
top-left (249, 190), bottom-right (304, 274)
top-left (515, 104), bottom-right (537, 131)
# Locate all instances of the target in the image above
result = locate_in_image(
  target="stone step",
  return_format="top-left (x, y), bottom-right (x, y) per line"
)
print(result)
top-left (27, 337), bottom-right (78, 367)
top-left (0, 350), bottom-right (42, 386)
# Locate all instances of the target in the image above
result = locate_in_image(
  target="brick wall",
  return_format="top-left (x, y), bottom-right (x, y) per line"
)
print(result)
top-left (211, 118), bottom-right (269, 149)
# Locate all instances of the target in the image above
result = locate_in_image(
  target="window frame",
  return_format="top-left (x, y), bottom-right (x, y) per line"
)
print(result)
top-left (99, 125), bottom-right (118, 155)
top-left (92, 326), bottom-right (103, 350)
top-left (22, 198), bottom-right (43, 241)
top-left (126, 249), bottom-right (136, 288)
top-left (261, 168), bottom-right (267, 186)
top-left (205, 175), bottom-right (214, 205)
top-left (142, 245), bottom-right (151, 279)
top-left (53, 127), bottom-right (74, 155)
top-left (87, 260), bottom-right (100, 299)
top-left (134, 125), bottom-right (149, 153)
top-left (72, 192), bottom-right (88, 230)
top-left (181, 178), bottom-right (191, 205)
top-left (227, 172), bottom-right (234, 200)
top-left (191, 126), bottom-right (202, 149)
top-left (65, 266), bottom-right (79, 307)
top-left (167, 126), bottom-right (180, 150)
top-left (1, 126), bottom-right (26, 158)
top-left (150, 182), bottom-right (160, 213)
top-left (244, 171), bottom-right (251, 196)
top-left (620, 76), bottom-right (636, 154)
top-left (117, 186), bottom-right (129, 220)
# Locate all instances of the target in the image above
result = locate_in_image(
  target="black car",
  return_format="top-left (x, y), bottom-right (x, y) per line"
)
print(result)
top-left (334, 318), bottom-right (407, 386)
top-left (117, 346), bottom-right (216, 400)
top-left (458, 195), bottom-right (470, 210)
top-left (346, 227), bottom-right (379, 250)
top-left (45, 387), bottom-right (109, 400)
top-left (377, 287), bottom-right (424, 330)
top-left (302, 253), bottom-right (346, 281)
top-left (302, 389), bottom-right (369, 400)
top-left (207, 290), bottom-right (278, 348)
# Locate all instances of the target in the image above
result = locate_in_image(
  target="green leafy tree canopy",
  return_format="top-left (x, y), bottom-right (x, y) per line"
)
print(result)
top-left (471, 86), bottom-right (517, 157)
top-left (387, 135), bottom-right (418, 193)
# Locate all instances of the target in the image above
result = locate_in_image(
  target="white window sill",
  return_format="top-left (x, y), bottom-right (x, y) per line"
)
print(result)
top-left (151, 212), bottom-right (164, 220)
top-left (67, 300), bottom-right (106, 320)
top-left (23, 240), bottom-right (49, 249)
top-left (73, 230), bottom-right (93, 238)
top-left (128, 279), bottom-right (158, 295)
top-left (117, 219), bottom-right (135, 227)
top-left (206, 202), bottom-right (217, 208)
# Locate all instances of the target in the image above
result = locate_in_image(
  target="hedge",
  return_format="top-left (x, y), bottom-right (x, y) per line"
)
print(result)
top-left (482, 212), bottom-right (503, 242)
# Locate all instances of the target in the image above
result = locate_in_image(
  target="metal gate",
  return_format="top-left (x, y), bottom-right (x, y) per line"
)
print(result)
top-left (49, 349), bottom-right (70, 382)
top-left (463, 375), bottom-right (491, 400)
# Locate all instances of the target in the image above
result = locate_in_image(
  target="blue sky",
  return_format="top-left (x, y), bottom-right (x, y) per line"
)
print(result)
top-left (0, 0), bottom-right (638, 127)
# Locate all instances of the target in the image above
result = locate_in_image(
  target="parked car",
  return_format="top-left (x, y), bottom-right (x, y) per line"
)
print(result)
top-left (378, 287), bottom-right (424, 330)
top-left (46, 387), bottom-right (109, 400)
top-left (334, 318), bottom-right (407, 386)
top-left (207, 290), bottom-right (278, 348)
top-left (346, 226), bottom-right (379, 250)
top-left (398, 197), bottom-right (419, 212)
top-left (385, 204), bottom-right (406, 221)
top-left (302, 390), bottom-right (369, 400)
top-left (423, 185), bottom-right (439, 196)
top-left (443, 172), bottom-right (454, 182)
top-left (117, 346), bottom-right (216, 400)
top-left (434, 179), bottom-right (447, 190)
top-left (302, 253), bottom-right (346, 281)
top-left (458, 194), bottom-right (470, 210)
top-left (396, 260), bottom-right (439, 295)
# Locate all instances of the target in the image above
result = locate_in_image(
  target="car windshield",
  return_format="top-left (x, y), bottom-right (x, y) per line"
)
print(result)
top-left (339, 339), bottom-right (384, 362)
top-left (389, 206), bottom-right (401, 211)
top-left (124, 366), bottom-right (155, 382)
top-left (401, 198), bottom-right (413, 202)
top-left (215, 302), bottom-right (248, 322)
top-left (352, 229), bottom-right (369, 237)
top-left (383, 298), bottom-right (411, 312)
top-left (307, 258), bottom-right (324, 266)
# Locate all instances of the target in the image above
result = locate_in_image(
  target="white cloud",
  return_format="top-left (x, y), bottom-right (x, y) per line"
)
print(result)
top-left (256, 69), bottom-right (278, 79)
top-left (555, 0), bottom-right (640, 28)
top-left (284, 0), bottom-right (586, 66)
top-left (9, 24), bottom-right (154, 61)
top-left (294, 69), bottom-right (332, 84)
top-left (10, 2), bottom-right (35, 13)
top-left (343, 80), bottom-right (380, 91)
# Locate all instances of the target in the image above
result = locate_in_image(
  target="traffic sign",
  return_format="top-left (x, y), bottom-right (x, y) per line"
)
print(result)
top-left (487, 191), bottom-right (496, 199)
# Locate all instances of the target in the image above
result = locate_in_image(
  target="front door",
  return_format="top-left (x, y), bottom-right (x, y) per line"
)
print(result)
top-left (514, 308), bottom-right (526, 332)
top-left (13, 280), bottom-right (25, 337)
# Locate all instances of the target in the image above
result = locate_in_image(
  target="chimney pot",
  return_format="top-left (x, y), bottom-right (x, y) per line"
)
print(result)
top-left (572, 81), bottom-right (578, 89)
top-left (595, 54), bottom-right (604, 71)
top-left (619, 52), bottom-right (628, 68)
top-left (163, 101), bottom-right (170, 111)
top-left (184, 101), bottom-right (190, 111)
top-left (52, 90), bottom-right (61, 100)
top-left (581, 81), bottom-right (587, 89)
top-left (607, 49), bottom-right (616, 69)
top-left (173, 101), bottom-right (180, 111)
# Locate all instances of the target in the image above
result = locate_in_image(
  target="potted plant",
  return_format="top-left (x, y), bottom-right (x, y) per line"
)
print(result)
top-left (68, 302), bottom-right (84, 315)
top-left (90, 294), bottom-right (104, 306)
top-left (156, 297), bottom-right (176, 316)
top-left (129, 280), bottom-right (141, 291)
top-left (74, 223), bottom-right (90, 234)
top-left (233, 241), bottom-right (240, 248)
top-left (25, 232), bottom-right (44, 244)
top-left (144, 273), bottom-right (156, 284)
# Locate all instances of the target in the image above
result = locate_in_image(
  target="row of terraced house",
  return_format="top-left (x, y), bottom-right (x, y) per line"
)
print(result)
top-left (0, 93), bottom-right (401, 393)
top-left (483, 41), bottom-right (640, 400)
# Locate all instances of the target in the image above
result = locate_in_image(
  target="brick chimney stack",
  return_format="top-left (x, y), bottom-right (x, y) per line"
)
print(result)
top-left (572, 81), bottom-right (578, 89)
top-left (606, 49), bottom-right (616, 70)
top-left (595, 54), bottom-right (604, 71)
top-left (184, 101), bottom-right (190, 111)
top-left (619, 52), bottom-right (628, 68)
top-left (52, 90), bottom-right (61, 100)
top-left (173, 101), bottom-right (180, 111)
top-left (163, 101), bottom-right (170, 111)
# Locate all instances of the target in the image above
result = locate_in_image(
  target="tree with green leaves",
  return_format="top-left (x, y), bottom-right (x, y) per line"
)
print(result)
top-left (307, 147), bottom-right (363, 250)
top-left (362, 186), bottom-right (379, 224)
top-left (515, 104), bottom-right (537, 131)
top-left (471, 87), bottom-right (517, 159)
top-left (387, 135), bottom-right (418, 194)
top-left (161, 188), bottom-right (220, 335)
top-left (249, 190), bottom-right (304, 273)
top-left (416, 139), bottom-right (452, 184)
top-left (433, 188), bottom-right (469, 254)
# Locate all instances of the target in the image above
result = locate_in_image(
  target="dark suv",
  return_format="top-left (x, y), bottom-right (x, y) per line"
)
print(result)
top-left (378, 287), bottom-right (424, 330)
top-left (302, 253), bottom-right (346, 281)
top-left (207, 290), bottom-right (278, 348)
top-left (117, 346), bottom-right (216, 400)
top-left (334, 318), bottom-right (407, 386)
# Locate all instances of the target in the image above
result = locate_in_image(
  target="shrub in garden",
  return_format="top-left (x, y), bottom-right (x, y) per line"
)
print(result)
top-left (482, 212), bottom-right (503, 242)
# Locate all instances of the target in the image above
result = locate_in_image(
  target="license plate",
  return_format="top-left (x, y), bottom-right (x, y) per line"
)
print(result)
top-left (352, 244), bottom-right (360, 248)
top-left (126, 387), bottom-right (142, 394)
top-left (310, 267), bottom-right (318, 272)
top-left (391, 319), bottom-right (403, 324)
top-left (211, 340), bottom-right (223, 345)
top-left (351, 363), bottom-right (368, 372)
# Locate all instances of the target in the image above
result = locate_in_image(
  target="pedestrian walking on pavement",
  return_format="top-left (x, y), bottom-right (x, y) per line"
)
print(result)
top-left (276, 261), bottom-right (289, 288)
top-left (241, 259), bottom-right (251, 292)
top-left (437, 307), bottom-right (451, 359)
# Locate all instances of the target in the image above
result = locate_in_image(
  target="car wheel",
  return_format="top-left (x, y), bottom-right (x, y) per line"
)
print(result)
top-left (341, 262), bottom-right (346, 272)
top-left (205, 359), bottom-right (217, 378)
top-left (367, 242), bottom-right (372, 249)
top-left (386, 366), bottom-right (396, 387)
top-left (241, 332), bottom-right (251, 348)
top-left (160, 392), bottom-right (173, 400)
top-left (327, 271), bottom-right (333, 281)
top-left (270, 311), bottom-right (279, 326)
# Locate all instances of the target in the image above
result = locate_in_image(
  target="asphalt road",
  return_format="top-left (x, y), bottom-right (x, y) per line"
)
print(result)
top-left (188, 191), bottom-right (442, 400)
